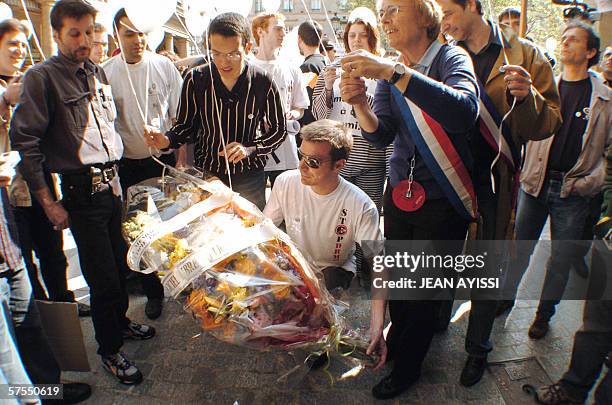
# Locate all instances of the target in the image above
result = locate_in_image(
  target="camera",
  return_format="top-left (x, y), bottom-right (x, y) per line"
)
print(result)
top-left (551, 0), bottom-right (598, 22)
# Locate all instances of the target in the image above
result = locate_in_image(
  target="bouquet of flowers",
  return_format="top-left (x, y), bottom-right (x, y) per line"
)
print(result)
top-left (122, 166), bottom-right (376, 370)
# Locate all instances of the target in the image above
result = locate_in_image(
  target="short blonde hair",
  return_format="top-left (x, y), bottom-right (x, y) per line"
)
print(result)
top-left (301, 119), bottom-right (353, 161)
top-left (378, 0), bottom-right (442, 41)
top-left (251, 13), bottom-right (285, 47)
top-left (413, 0), bottom-right (443, 41)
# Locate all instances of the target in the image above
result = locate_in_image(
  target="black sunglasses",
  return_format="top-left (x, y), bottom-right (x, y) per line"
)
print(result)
top-left (298, 150), bottom-right (332, 169)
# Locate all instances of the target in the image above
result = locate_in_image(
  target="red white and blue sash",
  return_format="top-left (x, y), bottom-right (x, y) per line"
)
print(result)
top-left (476, 79), bottom-right (521, 172)
top-left (390, 87), bottom-right (478, 220)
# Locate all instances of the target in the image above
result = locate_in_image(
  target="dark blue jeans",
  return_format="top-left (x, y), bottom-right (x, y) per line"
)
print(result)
top-left (0, 277), bottom-right (32, 387)
top-left (0, 265), bottom-right (61, 384)
top-left (561, 242), bottom-right (612, 402)
top-left (505, 178), bottom-right (590, 320)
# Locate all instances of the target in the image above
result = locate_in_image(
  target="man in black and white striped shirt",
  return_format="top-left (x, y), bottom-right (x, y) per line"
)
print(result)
top-left (146, 13), bottom-right (286, 210)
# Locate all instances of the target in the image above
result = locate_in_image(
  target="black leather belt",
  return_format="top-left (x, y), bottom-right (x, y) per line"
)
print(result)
top-left (547, 170), bottom-right (565, 180)
top-left (60, 162), bottom-right (118, 193)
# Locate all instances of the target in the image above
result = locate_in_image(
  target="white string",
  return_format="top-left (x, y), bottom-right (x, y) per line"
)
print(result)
top-left (489, 40), bottom-right (518, 194)
top-left (114, 20), bottom-right (149, 126)
top-left (297, 0), bottom-right (327, 52)
top-left (19, 0), bottom-right (46, 61)
top-left (319, 0), bottom-right (342, 53)
top-left (174, 12), bottom-right (233, 190)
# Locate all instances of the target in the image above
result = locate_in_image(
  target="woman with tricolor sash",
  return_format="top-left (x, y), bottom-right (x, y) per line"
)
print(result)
top-left (339, 0), bottom-right (479, 399)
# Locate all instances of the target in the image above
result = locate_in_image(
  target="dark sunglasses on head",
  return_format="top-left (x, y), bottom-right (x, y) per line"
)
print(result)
top-left (298, 150), bottom-right (332, 169)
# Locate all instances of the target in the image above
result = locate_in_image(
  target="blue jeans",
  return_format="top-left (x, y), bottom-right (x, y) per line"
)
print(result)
top-left (1, 265), bottom-right (61, 384)
top-left (505, 179), bottom-right (590, 320)
top-left (561, 242), bottom-right (612, 401)
top-left (0, 277), bottom-right (32, 403)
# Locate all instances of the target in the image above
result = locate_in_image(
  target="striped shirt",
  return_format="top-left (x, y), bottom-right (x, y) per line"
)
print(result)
top-left (166, 62), bottom-right (286, 176)
top-left (0, 189), bottom-right (22, 271)
top-left (312, 74), bottom-right (388, 174)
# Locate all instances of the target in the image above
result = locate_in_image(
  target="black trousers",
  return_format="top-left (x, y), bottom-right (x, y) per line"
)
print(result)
top-left (383, 184), bottom-right (468, 382)
top-left (61, 185), bottom-right (129, 356)
top-left (14, 198), bottom-right (72, 303)
top-left (118, 155), bottom-right (175, 300)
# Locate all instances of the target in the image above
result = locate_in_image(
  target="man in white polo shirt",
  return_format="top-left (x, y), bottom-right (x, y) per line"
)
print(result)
top-left (264, 119), bottom-right (382, 291)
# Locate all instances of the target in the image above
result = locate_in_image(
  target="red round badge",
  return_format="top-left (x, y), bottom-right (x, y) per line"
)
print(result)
top-left (392, 180), bottom-right (426, 212)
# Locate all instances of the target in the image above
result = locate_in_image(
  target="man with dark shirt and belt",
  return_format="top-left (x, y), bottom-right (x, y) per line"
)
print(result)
top-left (10, 0), bottom-right (155, 385)
top-left (510, 20), bottom-right (610, 342)
top-left (146, 12), bottom-right (286, 210)
top-left (297, 21), bottom-right (326, 128)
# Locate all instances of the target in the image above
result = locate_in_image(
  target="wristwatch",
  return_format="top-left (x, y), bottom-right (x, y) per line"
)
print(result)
top-left (388, 63), bottom-right (407, 85)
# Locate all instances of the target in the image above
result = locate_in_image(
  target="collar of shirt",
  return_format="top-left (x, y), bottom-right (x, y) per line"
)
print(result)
top-left (55, 52), bottom-right (97, 79)
top-left (210, 61), bottom-right (250, 100)
top-left (411, 40), bottom-right (443, 75)
top-left (457, 20), bottom-right (508, 57)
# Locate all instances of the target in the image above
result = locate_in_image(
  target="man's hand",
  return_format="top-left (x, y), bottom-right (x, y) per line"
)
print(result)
top-left (43, 201), bottom-right (70, 231)
top-left (0, 175), bottom-right (12, 188)
top-left (503, 65), bottom-right (532, 102)
top-left (219, 142), bottom-right (251, 163)
top-left (324, 66), bottom-right (339, 91)
top-left (366, 327), bottom-right (387, 370)
top-left (341, 50), bottom-right (395, 81)
top-left (339, 71), bottom-right (368, 106)
top-left (2, 80), bottom-right (22, 106)
top-left (144, 125), bottom-right (170, 149)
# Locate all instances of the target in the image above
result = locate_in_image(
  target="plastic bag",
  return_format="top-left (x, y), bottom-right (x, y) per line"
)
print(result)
top-left (122, 166), bottom-right (377, 372)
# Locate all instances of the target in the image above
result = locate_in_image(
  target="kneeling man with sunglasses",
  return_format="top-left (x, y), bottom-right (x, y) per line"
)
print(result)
top-left (264, 119), bottom-right (383, 294)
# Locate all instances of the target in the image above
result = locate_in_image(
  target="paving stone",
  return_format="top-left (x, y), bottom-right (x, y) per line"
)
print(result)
top-left (71, 255), bottom-right (586, 404)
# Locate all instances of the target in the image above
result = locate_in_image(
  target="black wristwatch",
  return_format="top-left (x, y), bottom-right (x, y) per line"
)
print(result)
top-left (388, 63), bottom-right (407, 85)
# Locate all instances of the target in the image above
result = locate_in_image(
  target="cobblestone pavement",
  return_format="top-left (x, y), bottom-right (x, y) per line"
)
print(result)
top-left (62, 228), bottom-right (589, 404)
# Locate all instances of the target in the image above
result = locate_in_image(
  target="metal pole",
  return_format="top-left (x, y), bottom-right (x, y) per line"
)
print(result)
top-left (519, 0), bottom-right (528, 38)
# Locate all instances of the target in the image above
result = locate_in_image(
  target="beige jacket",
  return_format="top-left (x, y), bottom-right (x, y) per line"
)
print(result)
top-left (1, 77), bottom-right (31, 207)
top-left (473, 24), bottom-right (562, 239)
top-left (520, 71), bottom-right (612, 198)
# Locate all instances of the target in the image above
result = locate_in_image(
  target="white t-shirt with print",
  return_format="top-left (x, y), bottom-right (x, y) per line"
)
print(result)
top-left (263, 170), bottom-right (382, 273)
top-left (102, 51), bottom-right (183, 159)
top-left (249, 57), bottom-right (309, 171)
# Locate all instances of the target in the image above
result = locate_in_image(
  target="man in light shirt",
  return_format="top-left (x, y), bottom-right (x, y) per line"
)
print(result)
top-left (102, 8), bottom-right (183, 320)
top-left (250, 13), bottom-right (309, 186)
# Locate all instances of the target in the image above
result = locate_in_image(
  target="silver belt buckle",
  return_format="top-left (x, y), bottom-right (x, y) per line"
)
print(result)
top-left (102, 167), bottom-right (115, 183)
top-left (90, 167), bottom-right (103, 194)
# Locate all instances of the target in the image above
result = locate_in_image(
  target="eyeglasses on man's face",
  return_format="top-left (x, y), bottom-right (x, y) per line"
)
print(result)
top-left (298, 150), bottom-right (332, 169)
top-left (208, 50), bottom-right (243, 61)
top-left (378, 4), bottom-right (402, 19)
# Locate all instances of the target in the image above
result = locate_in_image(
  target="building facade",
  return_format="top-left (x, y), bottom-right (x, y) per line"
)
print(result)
top-left (250, 0), bottom-right (349, 49)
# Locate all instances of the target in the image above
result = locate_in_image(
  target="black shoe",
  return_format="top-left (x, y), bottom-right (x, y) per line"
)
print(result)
top-left (529, 317), bottom-right (550, 340)
top-left (534, 382), bottom-right (583, 404)
top-left (77, 303), bottom-right (91, 317)
top-left (460, 355), bottom-right (487, 387)
top-left (101, 352), bottom-right (143, 385)
top-left (495, 300), bottom-right (514, 317)
top-left (573, 258), bottom-right (589, 279)
top-left (372, 374), bottom-right (419, 400)
top-left (60, 382), bottom-right (92, 404)
top-left (122, 321), bottom-right (156, 340)
top-left (145, 298), bottom-right (163, 320)
top-left (308, 353), bottom-right (329, 370)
